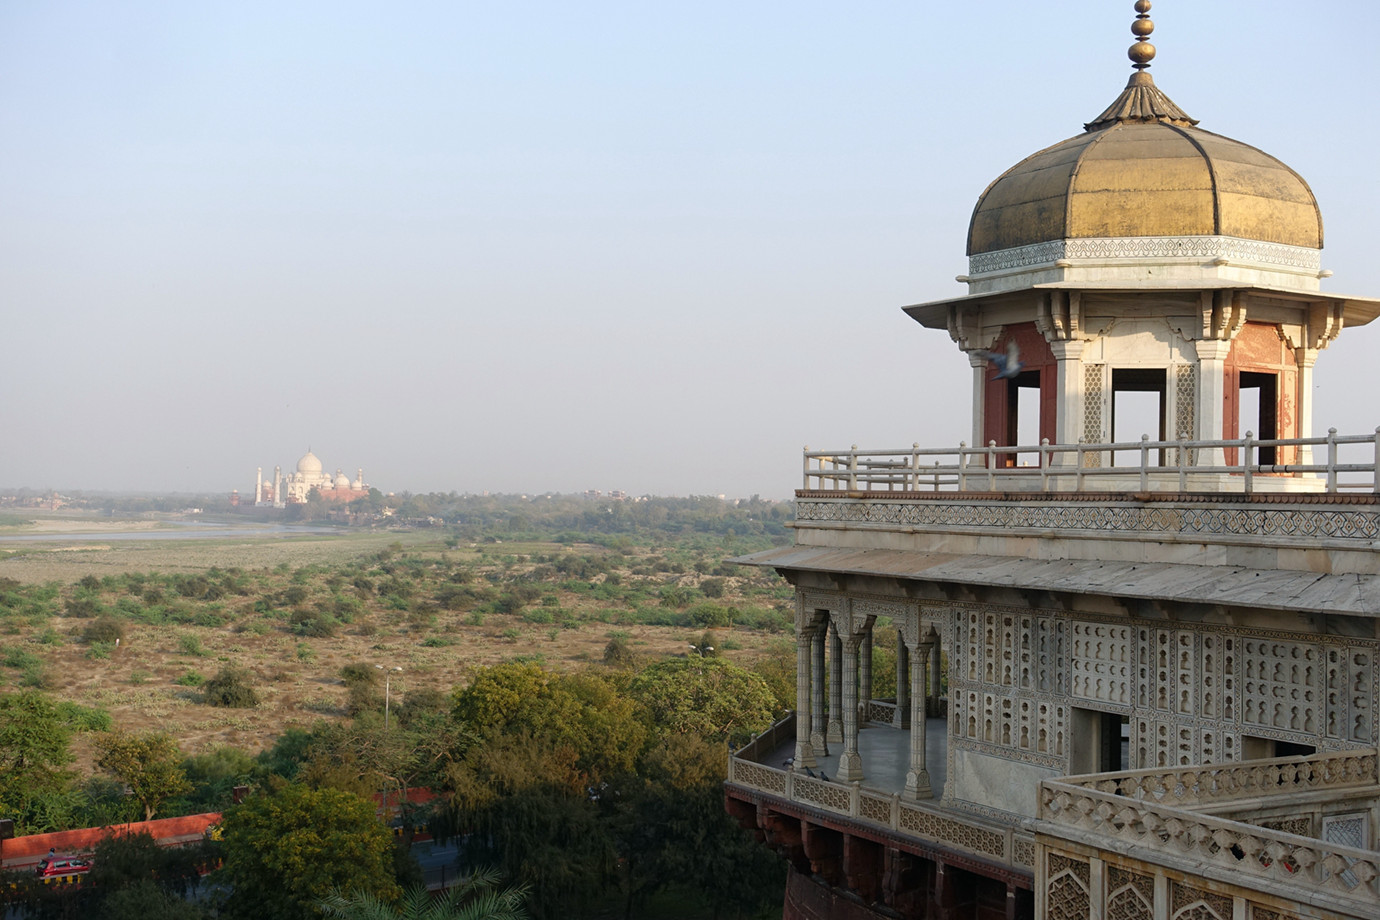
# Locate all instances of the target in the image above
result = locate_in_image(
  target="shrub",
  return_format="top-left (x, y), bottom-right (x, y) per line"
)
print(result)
top-left (56, 700), bottom-right (112, 731)
top-left (289, 609), bottom-right (337, 638)
top-left (34, 627), bottom-right (63, 646)
top-left (659, 585), bottom-right (692, 608)
top-left (688, 603), bottom-right (731, 628)
top-left (603, 636), bottom-right (637, 669)
top-left (83, 616), bottom-right (128, 644)
top-left (346, 683), bottom-right (383, 716)
top-left (175, 670), bottom-right (205, 687)
top-left (396, 688), bottom-right (446, 726)
top-left (340, 663), bottom-right (380, 688)
top-left (177, 634), bottom-right (206, 656)
top-left (64, 595), bottom-right (102, 618)
top-left (203, 665), bottom-right (259, 708)
top-left (699, 577), bottom-right (726, 598)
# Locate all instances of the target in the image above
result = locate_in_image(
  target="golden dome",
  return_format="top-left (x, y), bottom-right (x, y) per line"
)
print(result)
top-left (966, 71), bottom-right (1323, 256)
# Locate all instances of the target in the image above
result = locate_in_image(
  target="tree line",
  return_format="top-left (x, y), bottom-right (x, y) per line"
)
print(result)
top-left (2, 648), bottom-right (787, 920)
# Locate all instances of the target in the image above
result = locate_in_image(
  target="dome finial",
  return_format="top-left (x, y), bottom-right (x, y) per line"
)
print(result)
top-left (1129, 0), bottom-right (1156, 70)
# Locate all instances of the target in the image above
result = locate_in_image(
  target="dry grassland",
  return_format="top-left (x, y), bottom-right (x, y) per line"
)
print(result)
top-left (0, 516), bottom-right (791, 766)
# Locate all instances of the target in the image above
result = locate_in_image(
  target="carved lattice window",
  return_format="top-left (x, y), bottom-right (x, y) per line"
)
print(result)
top-left (1083, 363), bottom-right (1106, 466)
top-left (1047, 855), bottom-right (1090, 920)
top-left (1107, 867), bottom-right (1153, 920)
top-left (1174, 363), bottom-right (1197, 463)
top-left (1171, 883), bottom-right (1231, 920)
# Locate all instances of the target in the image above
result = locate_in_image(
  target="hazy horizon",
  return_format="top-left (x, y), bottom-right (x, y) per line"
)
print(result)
top-left (4, 1), bottom-right (1377, 501)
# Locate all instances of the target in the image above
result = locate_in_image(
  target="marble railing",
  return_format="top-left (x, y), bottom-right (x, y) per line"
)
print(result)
top-left (804, 429), bottom-right (1380, 494)
top-left (733, 711), bottom-right (797, 765)
top-left (865, 700), bottom-right (898, 723)
top-left (1060, 750), bottom-right (1378, 807)
top-left (1037, 783), bottom-right (1374, 904)
top-left (1039, 754), bottom-right (1380, 907)
top-left (728, 756), bottom-right (1035, 871)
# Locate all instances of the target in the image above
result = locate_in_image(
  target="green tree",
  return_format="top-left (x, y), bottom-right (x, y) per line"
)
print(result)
top-left (452, 663), bottom-right (646, 781)
top-left (90, 831), bottom-right (214, 918)
top-left (626, 656), bottom-right (778, 743)
top-left (181, 744), bottom-right (256, 811)
top-left (219, 783), bottom-right (399, 920)
top-left (102, 880), bottom-right (208, 920)
top-left (0, 690), bottom-right (76, 826)
top-left (94, 731), bottom-right (193, 821)
top-left (315, 868), bottom-right (528, 920)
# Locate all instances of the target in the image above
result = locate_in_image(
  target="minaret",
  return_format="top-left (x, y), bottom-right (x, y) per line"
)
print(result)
top-left (274, 465), bottom-right (284, 508)
top-left (256, 467), bottom-right (264, 505)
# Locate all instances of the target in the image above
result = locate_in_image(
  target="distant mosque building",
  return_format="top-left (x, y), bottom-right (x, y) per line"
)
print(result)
top-left (252, 449), bottom-right (369, 507)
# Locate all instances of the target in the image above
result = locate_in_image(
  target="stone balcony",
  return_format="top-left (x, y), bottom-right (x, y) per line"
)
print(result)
top-left (727, 712), bottom-right (1038, 879)
top-left (1035, 751), bottom-right (1380, 920)
top-left (758, 432), bottom-right (1380, 618)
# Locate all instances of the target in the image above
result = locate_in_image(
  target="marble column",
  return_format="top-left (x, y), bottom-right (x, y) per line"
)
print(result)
top-left (837, 636), bottom-right (864, 782)
top-left (1049, 339), bottom-right (1086, 465)
top-left (810, 625), bottom-right (828, 756)
top-left (893, 632), bottom-right (910, 729)
top-left (904, 633), bottom-right (935, 800)
top-left (827, 629), bottom-right (844, 745)
top-left (1296, 346), bottom-right (1319, 467)
top-left (929, 633), bottom-right (942, 717)
top-left (858, 627), bottom-right (873, 722)
top-left (794, 623), bottom-right (818, 768)
top-left (970, 352), bottom-right (988, 453)
top-left (1196, 338), bottom-right (1233, 468)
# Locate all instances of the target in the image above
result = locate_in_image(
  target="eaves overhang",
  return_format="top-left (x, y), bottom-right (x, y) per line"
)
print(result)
top-left (731, 545), bottom-right (1380, 619)
top-left (901, 284), bottom-right (1380, 333)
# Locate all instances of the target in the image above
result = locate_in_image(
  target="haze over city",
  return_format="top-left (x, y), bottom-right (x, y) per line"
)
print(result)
top-left (3, 0), bottom-right (1376, 499)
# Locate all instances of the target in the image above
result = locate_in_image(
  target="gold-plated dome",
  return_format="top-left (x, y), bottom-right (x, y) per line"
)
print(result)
top-left (967, 116), bottom-right (1323, 255)
top-left (966, 3), bottom-right (1322, 257)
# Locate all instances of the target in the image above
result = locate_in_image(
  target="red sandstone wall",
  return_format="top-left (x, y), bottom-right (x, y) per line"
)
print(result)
top-left (1, 813), bottom-right (220, 865)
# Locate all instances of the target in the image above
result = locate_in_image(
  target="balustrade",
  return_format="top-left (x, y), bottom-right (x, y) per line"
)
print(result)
top-left (803, 429), bottom-right (1380, 494)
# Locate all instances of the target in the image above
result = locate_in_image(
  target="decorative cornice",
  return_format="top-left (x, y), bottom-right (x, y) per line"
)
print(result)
top-left (968, 236), bottom-right (1322, 277)
top-left (794, 498), bottom-right (1380, 542)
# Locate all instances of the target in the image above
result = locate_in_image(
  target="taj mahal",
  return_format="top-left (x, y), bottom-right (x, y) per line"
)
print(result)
top-left (249, 449), bottom-right (369, 508)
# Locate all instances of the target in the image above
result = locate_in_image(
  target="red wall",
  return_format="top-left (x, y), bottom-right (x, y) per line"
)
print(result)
top-left (982, 322), bottom-right (1056, 458)
top-left (1, 813), bottom-right (220, 865)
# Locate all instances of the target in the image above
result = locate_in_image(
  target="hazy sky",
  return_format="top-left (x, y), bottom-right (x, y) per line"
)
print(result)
top-left (2, 1), bottom-right (1376, 499)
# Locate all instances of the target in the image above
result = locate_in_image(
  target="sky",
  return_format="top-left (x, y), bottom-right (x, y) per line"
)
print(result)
top-left (2, 1), bottom-right (1377, 499)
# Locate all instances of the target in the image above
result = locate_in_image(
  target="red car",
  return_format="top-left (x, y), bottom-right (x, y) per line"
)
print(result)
top-left (35, 857), bottom-right (92, 878)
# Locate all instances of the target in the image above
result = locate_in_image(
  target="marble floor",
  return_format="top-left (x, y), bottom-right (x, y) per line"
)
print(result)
top-left (758, 717), bottom-right (949, 799)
